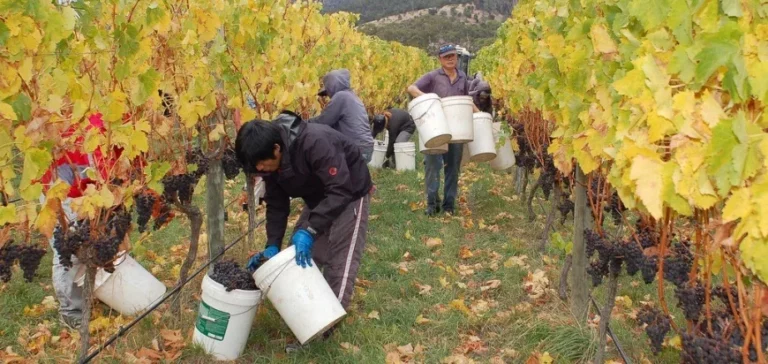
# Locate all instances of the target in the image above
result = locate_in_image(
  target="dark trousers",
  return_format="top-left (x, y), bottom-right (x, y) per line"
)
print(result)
top-left (295, 195), bottom-right (369, 309)
top-left (424, 143), bottom-right (463, 211)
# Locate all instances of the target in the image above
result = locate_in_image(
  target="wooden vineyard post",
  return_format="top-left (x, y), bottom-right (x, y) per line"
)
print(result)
top-left (570, 165), bottom-right (589, 321)
top-left (206, 112), bottom-right (226, 261)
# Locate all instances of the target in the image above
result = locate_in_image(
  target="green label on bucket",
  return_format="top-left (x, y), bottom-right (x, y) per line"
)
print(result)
top-left (195, 300), bottom-right (230, 341)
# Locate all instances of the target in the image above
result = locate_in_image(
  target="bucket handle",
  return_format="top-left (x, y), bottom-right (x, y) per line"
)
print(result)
top-left (411, 99), bottom-right (441, 122)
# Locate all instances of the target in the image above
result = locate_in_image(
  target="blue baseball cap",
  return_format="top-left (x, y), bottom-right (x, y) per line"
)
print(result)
top-left (438, 44), bottom-right (457, 57)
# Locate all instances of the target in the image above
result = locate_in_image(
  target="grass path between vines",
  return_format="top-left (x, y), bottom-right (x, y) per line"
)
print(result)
top-left (0, 159), bottom-right (683, 363)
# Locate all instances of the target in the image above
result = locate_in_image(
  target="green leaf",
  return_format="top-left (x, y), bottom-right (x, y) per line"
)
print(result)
top-left (694, 41), bottom-right (738, 87)
top-left (116, 24), bottom-right (140, 58)
top-left (132, 69), bottom-right (160, 105)
top-left (146, 162), bottom-right (171, 193)
top-left (0, 205), bottom-right (17, 225)
top-left (721, 0), bottom-right (743, 17)
top-left (0, 21), bottom-right (9, 47)
top-left (707, 118), bottom-right (739, 195)
top-left (631, 0), bottom-right (670, 30)
top-left (663, 162), bottom-right (692, 216)
top-left (669, 47), bottom-right (695, 83)
top-left (9, 93), bottom-right (32, 122)
top-left (20, 148), bottom-right (52, 190)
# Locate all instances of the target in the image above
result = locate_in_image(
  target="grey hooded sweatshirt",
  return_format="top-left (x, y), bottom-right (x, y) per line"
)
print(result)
top-left (310, 69), bottom-right (374, 148)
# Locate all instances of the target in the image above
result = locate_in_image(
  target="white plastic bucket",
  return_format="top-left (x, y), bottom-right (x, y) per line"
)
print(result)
top-left (394, 142), bottom-right (416, 171)
top-left (193, 274), bottom-right (261, 361)
top-left (252, 246), bottom-right (346, 344)
top-left (76, 253), bottom-right (167, 316)
top-left (369, 141), bottom-right (387, 168)
top-left (491, 122), bottom-right (516, 171)
top-left (467, 112), bottom-right (497, 162)
top-left (441, 96), bottom-right (475, 143)
top-left (408, 94), bottom-right (452, 148)
top-left (418, 133), bottom-right (448, 155)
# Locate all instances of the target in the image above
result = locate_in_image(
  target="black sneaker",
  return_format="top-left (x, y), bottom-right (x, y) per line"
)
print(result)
top-left (425, 206), bottom-right (441, 216)
top-left (59, 314), bottom-right (82, 330)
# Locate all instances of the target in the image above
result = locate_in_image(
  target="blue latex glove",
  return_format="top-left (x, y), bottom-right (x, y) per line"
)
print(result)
top-left (292, 229), bottom-right (316, 268)
top-left (246, 245), bottom-right (279, 272)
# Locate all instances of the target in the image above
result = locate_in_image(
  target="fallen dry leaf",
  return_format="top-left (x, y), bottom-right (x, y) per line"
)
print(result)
top-left (415, 314), bottom-right (431, 325)
top-left (455, 335), bottom-right (487, 354)
top-left (426, 237), bottom-right (443, 248)
top-left (441, 354), bottom-right (476, 364)
top-left (504, 255), bottom-right (529, 269)
top-left (470, 300), bottom-right (490, 315)
top-left (396, 184), bottom-right (409, 191)
top-left (415, 283), bottom-right (432, 295)
top-left (135, 347), bottom-right (163, 361)
top-left (481, 280), bottom-right (502, 292)
top-left (368, 311), bottom-right (381, 320)
top-left (398, 262), bottom-right (409, 274)
top-left (458, 246), bottom-right (474, 259)
top-left (340, 342), bottom-right (361, 354)
top-left (41, 296), bottom-right (58, 310)
top-left (523, 269), bottom-right (550, 300)
top-left (405, 230), bottom-right (414, 241)
top-left (403, 251), bottom-right (414, 261)
top-left (450, 299), bottom-right (472, 316)
top-left (439, 276), bottom-right (450, 288)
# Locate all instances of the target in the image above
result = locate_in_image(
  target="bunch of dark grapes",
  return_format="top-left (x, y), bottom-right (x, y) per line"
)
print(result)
top-left (162, 173), bottom-right (198, 205)
top-left (604, 192), bottom-right (626, 225)
top-left (222, 147), bottom-right (242, 180)
top-left (682, 334), bottom-right (741, 364)
top-left (538, 144), bottom-right (556, 199)
top-left (557, 198), bottom-right (574, 224)
top-left (637, 306), bottom-right (671, 354)
top-left (210, 260), bottom-right (258, 291)
top-left (587, 259), bottom-right (609, 286)
top-left (513, 123), bottom-right (536, 172)
top-left (92, 235), bottom-right (122, 268)
top-left (0, 243), bottom-right (47, 282)
top-left (620, 240), bottom-right (644, 276)
top-left (637, 223), bottom-right (659, 248)
top-left (186, 149), bottom-right (210, 178)
top-left (17, 245), bottom-right (46, 282)
top-left (585, 229), bottom-right (602, 258)
top-left (0, 243), bottom-right (21, 282)
top-left (712, 285), bottom-right (740, 308)
top-left (135, 191), bottom-right (157, 233)
top-left (675, 281), bottom-right (705, 321)
top-left (664, 241), bottom-right (693, 287)
top-left (107, 208), bottom-right (132, 240)
top-left (584, 229), bottom-right (623, 286)
top-left (641, 256), bottom-right (658, 284)
top-left (53, 220), bottom-right (91, 268)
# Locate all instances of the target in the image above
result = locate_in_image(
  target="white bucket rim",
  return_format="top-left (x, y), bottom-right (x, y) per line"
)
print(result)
top-left (407, 93), bottom-right (440, 111)
top-left (473, 112), bottom-right (493, 120)
top-left (252, 245), bottom-right (297, 289)
top-left (441, 96), bottom-right (474, 104)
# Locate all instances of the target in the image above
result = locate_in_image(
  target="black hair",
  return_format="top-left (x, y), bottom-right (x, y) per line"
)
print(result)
top-left (234, 120), bottom-right (284, 174)
top-left (371, 114), bottom-right (386, 137)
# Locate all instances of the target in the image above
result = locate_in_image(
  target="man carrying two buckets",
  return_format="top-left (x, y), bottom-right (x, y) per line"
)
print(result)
top-left (407, 44), bottom-right (480, 217)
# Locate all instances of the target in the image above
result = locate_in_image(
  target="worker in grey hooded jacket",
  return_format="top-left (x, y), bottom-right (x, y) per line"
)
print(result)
top-left (311, 69), bottom-right (375, 162)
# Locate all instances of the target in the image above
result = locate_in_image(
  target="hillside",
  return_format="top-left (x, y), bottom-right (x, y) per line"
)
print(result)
top-left (322, 0), bottom-right (517, 53)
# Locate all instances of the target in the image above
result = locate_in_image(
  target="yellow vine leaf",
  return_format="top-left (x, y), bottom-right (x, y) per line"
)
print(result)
top-left (630, 156), bottom-right (664, 219)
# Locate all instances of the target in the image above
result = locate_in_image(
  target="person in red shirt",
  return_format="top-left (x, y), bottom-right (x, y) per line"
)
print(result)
top-left (39, 113), bottom-right (125, 329)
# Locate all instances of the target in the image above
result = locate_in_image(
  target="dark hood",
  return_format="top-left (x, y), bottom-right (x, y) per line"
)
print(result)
top-left (322, 69), bottom-right (352, 97)
top-left (469, 81), bottom-right (491, 96)
top-left (273, 110), bottom-right (303, 148)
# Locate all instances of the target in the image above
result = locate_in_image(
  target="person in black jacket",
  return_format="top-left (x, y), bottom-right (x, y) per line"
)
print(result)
top-left (235, 112), bottom-right (371, 315)
top-left (371, 108), bottom-right (416, 169)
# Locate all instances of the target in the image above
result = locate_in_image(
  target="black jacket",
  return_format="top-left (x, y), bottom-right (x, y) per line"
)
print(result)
top-left (263, 113), bottom-right (372, 248)
top-left (385, 108), bottom-right (416, 158)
